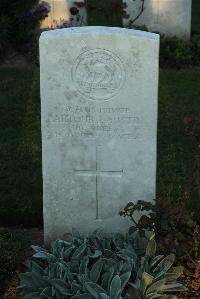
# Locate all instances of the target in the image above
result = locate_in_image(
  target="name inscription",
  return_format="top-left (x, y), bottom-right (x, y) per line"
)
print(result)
top-left (47, 105), bottom-right (141, 140)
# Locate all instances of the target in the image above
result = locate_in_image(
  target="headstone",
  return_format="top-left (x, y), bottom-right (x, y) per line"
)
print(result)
top-left (124, 0), bottom-right (192, 40)
top-left (40, 26), bottom-right (159, 243)
top-left (65, 0), bottom-right (192, 40)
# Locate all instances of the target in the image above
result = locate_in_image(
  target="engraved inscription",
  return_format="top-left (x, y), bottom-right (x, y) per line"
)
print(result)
top-left (48, 105), bottom-right (141, 141)
top-left (72, 49), bottom-right (125, 101)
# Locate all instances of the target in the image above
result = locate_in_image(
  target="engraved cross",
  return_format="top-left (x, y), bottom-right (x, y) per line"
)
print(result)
top-left (74, 146), bottom-right (123, 220)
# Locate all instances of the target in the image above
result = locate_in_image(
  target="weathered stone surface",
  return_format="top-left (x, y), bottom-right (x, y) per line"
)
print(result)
top-left (40, 26), bottom-right (159, 243)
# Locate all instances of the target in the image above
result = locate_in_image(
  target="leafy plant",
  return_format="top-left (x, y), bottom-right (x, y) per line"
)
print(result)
top-left (191, 35), bottom-right (200, 65)
top-left (19, 230), bottom-right (186, 298)
top-left (159, 35), bottom-right (200, 68)
top-left (119, 201), bottom-right (155, 239)
top-left (125, 25), bottom-right (200, 68)
top-left (160, 36), bottom-right (193, 68)
top-left (120, 200), bottom-right (200, 260)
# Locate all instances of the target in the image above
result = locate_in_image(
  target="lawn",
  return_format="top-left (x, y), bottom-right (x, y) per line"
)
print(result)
top-left (0, 66), bottom-right (42, 227)
top-left (157, 69), bottom-right (200, 214)
top-left (0, 66), bottom-right (200, 226)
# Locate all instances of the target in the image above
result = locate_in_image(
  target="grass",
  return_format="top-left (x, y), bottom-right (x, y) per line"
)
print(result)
top-left (157, 69), bottom-right (200, 213)
top-left (0, 66), bottom-right (200, 226)
top-left (0, 66), bottom-right (42, 227)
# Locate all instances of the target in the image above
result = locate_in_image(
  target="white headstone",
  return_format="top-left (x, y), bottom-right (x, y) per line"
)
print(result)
top-left (40, 27), bottom-right (159, 243)
top-left (124, 0), bottom-right (192, 40)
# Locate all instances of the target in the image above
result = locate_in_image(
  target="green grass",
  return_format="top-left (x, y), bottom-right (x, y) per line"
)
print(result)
top-left (0, 66), bottom-right (200, 226)
top-left (0, 66), bottom-right (42, 227)
top-left (157, 69), bottom-right (200, 213)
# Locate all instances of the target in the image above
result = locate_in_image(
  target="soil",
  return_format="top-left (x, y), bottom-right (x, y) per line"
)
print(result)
top-left (177, 260), bottom-right (200, 299)
top-left (1, 227), bottom-right (43, 299)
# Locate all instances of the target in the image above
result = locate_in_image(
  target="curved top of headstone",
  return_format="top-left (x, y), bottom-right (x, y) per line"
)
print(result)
top-left (40, 26), bottom-right (159, 41)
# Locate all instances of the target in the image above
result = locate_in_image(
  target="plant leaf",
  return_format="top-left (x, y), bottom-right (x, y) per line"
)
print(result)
top-left (146, 293), bottom-right (164, 299)
top-left (50, 279), bottom-right (71, 295)
top-left (120, 271), bottom-right (131, 292)
top-left (31, 245), bottom-right (47, 253)
top-left (127, 286), bottom-right (141, 299)
top-left (63, 245), bottom-right (75, 259)
top-left (100, 294), bottom-right (110, 299)
top-left (19, 272), bottom-right (34, 288)
top-left (151, 255), bottom-right (164, 268)
top-left (167, 266), bottom-right (183, 276)
top-left (23, 292), bottom-right (41, 299)
top-left (33, 251), bottom-right (56, 261)
top-left (89, 250), bottom-right (102, 259)
top-left (141, 272), bottom-right (154, 295)
top-left (40, 287), bottom-right (52, 297)
top-left (90, 259), bottom-right (104, 283)
top-left (146, 238), bottom-right (156, 258)
top-left (71, 294), bottom-right (94, 299)
top-left (102, 267), bottom-right (114, 292)
top-left (129, 226), bottom-right (138, 235)
top-left (85, 282), bottom-right (106, 299)
top-left (160, 282), bottom-right (187, 292)
top-left (110, 275), bottom-right (121, 299)
top-left (153, 254), bottom-right (175, 276)
top-left (72, 243), bottom-right (86, 259)
top-left (146, 279), bottom-right (167, 294)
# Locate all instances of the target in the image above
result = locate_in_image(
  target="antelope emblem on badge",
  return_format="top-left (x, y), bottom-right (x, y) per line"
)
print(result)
top-left (72, 49), bottom-right (125, 101)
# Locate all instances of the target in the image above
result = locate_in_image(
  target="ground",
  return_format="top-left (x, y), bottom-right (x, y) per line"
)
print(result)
top-left (1, 227), bottom-right (43, 299)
